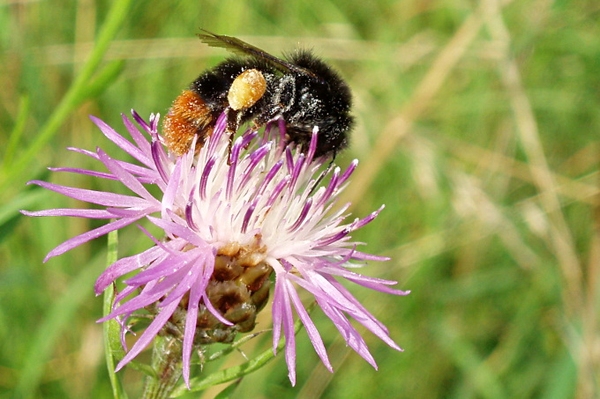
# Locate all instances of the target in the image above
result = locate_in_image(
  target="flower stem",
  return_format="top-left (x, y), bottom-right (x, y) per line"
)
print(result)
top-left (142, 335), bottom-right (183, 399)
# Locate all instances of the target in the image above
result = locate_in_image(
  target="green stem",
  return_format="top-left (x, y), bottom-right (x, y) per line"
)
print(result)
top-left (142, 336), bottom-right (184, 399)
top-left (103, 228), bottom-right (128, 399)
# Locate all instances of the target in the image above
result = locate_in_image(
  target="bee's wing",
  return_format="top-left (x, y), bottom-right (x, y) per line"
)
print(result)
top-left (198, 30), bottom-right (317, 78)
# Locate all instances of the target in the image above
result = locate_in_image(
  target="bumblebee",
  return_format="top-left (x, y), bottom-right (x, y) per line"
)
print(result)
top-left (162, 31), bottom-right (353, 159)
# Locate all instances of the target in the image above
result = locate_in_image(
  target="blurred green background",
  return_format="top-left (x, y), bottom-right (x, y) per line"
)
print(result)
top-left (1, 0), bottom-right (599, 398)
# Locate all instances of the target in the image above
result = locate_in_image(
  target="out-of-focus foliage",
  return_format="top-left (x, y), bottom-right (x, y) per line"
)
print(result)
top-left (1, 0), bottom-right (598, 398)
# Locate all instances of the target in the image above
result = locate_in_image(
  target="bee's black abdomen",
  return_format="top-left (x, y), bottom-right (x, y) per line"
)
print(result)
top-left (281, 50), bottom-right (353, 157)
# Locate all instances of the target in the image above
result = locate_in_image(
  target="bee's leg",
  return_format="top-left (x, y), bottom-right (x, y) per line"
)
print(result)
top-left (307, 155), bottom-right (336, 196)
top-left (225, 107), bottom-right (241, 165)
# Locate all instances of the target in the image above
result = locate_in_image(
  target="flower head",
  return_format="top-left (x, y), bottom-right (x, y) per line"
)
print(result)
top-left (24, 111), bottom-right (409, 386)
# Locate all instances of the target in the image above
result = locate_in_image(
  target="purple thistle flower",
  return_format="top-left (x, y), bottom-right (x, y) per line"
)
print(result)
top-left (23, 110), bottom-right (409, 387)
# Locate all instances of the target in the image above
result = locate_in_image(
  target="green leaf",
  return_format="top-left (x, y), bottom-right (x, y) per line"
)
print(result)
top-left (0, 0), bottom-right (132, 193)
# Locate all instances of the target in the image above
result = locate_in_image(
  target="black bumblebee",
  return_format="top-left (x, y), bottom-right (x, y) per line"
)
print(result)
top-left (163, 31), bottom-right (353, 159)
